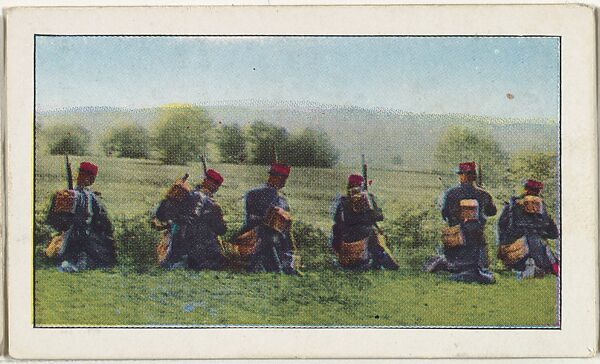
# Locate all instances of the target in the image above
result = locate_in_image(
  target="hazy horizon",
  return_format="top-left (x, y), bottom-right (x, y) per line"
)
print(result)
top-left (36, 98), bottom-right (557, 124)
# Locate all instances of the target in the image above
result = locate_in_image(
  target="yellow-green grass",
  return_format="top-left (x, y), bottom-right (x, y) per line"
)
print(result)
top-left (35, 269), bottom-right (557, 327)
top-left (34, 154), bottom-right (558, 327)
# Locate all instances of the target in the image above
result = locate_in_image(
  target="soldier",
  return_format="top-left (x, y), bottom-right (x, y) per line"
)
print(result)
top-left (152, 169), bottom-right (227, 270)
top-left (240, 163), bottom-right (298, 275)
top-left (497, 179), bottom-right (559, 278)
top-left (423, 161), bottom-right (497, 284)
top-left (330, 174), bottom-right (399, 271)
top-left (46, 162), bottom-right (116, 272)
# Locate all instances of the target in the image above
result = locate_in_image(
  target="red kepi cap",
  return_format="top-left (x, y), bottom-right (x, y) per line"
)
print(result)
top-left (79, 162), bottom-right (98, 176)
top-left (269, 163), bottom-right (291, 178)
top-left (205, 169), bottom-right (224, 187)
top-left (347, 174), bottom-right (364, 188)
top-left (524, 179), bottom-right (544, 191)
top-left (455, 161), bottom-right (477, 174)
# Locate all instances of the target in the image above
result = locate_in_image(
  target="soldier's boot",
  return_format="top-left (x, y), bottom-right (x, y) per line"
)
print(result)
top-left (283, 266), bottom-right (301, 276)
top-left (449, 270), bottom-right (479, 283)
top-left (476, 268), bottom-right (496, 284)
top-left (520, 258), bottom-right (536, 279)
top-left (374, 251), bottom-right (399, 270)
top-left (450, 269), bottom-right (495, 284)
top-left (58, 260), bottom-right (79, 273)
top-left (423, 255), bottom-right (448, 273)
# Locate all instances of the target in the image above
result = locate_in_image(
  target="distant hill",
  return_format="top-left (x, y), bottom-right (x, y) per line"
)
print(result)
top-left (36, 101), bottom-right (558, 169)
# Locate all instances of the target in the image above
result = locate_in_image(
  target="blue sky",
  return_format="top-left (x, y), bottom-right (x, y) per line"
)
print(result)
top-left (36, 36), bottom-right (559, 119)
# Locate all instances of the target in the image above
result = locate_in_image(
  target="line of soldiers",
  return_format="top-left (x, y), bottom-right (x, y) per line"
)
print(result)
top-left (423, 162), bottom-right (559, 283)
top-left (44, 160), bottom-right (559, 283)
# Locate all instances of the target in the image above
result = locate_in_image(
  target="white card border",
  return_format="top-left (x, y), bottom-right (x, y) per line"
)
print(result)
top-left (5, 4), bottom-right (598, 359)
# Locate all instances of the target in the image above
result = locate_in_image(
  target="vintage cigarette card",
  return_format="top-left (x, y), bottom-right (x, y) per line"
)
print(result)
top-left (4, 4), bottom-right (598, 359)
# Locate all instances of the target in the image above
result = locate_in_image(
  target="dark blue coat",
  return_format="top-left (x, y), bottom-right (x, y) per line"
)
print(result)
top-left (46, 187), bottom-right (116, 271)
top-left (497, 196), bottom-right (558, 271)
top-left (153, 187), bottom-right (226, 270)
top-left (330, 194), bottom-right (398, 270)
top-left (441, 182), bottom-right (497, 270)
top-left (242, 184), bottom-right (296, 274)
top-left (331, 194), bottom-right (383, 244)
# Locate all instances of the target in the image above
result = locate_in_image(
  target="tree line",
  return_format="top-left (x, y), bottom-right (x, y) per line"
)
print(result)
top-left (37, 104), bottom-right (340, 168)
top-left (37, 104), bottom-right (557, 194)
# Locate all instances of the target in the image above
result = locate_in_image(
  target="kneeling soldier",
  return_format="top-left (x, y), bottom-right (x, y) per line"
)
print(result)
top-left (424, 162), bottom-right (497, 284)
top-left (497, 179), bottom-right (559, 278)
top-left (238, 163), bottom-right (298, 275)
top-left (152, 170), bottom-right (227, 270)
top-left (330, 174), bottom-right (399, 271)
top-left (46, 162), bottom-right (116, 272)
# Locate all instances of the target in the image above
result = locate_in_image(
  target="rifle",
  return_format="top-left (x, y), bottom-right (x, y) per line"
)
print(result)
top-left (361, 154), bottom-right (369, 193)
top-left (361, 154), bottom-right (377, 212)
top-left (271, 145), bottom-right (278, 164)
top-left (360, 155), bottom-right (398, 267)
top-left (476, 161), bottom-right (483, 188)
top-left (200, 154), bottom-right (208, 178)
top-left (64, 154), bottom-right (73, 190)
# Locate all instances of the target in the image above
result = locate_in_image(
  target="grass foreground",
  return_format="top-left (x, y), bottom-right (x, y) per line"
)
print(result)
top-left (35, 268), bottom-right (558, 327)
top-left (34, 154), bottom-right (559, 328)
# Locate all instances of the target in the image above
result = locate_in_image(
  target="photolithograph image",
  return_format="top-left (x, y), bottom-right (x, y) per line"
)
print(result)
top-left (33, 35), bottom-right (561, 328)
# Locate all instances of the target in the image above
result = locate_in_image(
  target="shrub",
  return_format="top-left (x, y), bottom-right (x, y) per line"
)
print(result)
top-left (246, 121), bottom-right (289, 165)
top-left (34, 211), bottom-right (55, 268)
top-left (284, 128), bottom-right (339, 168)
top-left (383, 207), bottom-right (440, 270)
top-left (217, 124), bottom-right (247, 164)
top-left (101, 121), bottom-right (150, 159)
top-left (44, 123), bottom-right (90, 156)
top-left (509, 150), bottom-right (558, 212)
top-left (112, 216), bottom-right (160, 273)
top-left (151, 104), bottom-right (213, 165)
top-left (292, 220), bottom-right (331, 271)
top-left (434, 125), bottom-right (508, 187)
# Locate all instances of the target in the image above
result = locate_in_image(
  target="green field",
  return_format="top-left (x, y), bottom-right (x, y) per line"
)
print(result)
top-left (34, 154), bottom-right (559, 327)
top-left (35, 269), bottom-right (557, 327)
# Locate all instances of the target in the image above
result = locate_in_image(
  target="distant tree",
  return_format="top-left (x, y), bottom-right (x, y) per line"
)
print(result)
top-left (151, 104), bottom-right (213, 165)
top-left (509, 150), bottom-right (558, 210)
top-left (284, 128), bottom-right (339, 168)
top-left (391, 154), bottom-right (403, 166)
top-left (217, 124), bottom-right (247, 164)
top-left (44, 123), bottom-right (90, 156)
top-left (246, 120), bottom-right (289, 165)
top-left (434, 125), bottom-right (508, 186)
top-left (510, 150), bottom-right (557, 182)
top-left (101, 121), bottom-right (150, 159)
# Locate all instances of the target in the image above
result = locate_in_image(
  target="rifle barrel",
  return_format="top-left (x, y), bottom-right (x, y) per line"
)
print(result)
top-left (201, 155), bottom-right (208, 176)
top-left (361, 154), bottom-right (368, 191)
top-left (65, 154), bottom-right (73, 190)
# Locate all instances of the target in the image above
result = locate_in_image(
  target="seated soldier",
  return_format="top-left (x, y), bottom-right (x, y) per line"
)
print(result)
top-left (330, 174), bottom-right (399, 271)
top-left (423, 162), bottom-right (497, 284)
top-left (497, 179), bottom-right (559, 278)
top-left (239, 163), bottom-right (298, 275)
top-left (152, 170), bottom-right (227, 270)
top-left (46, 162), bottom-right (116, 272)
